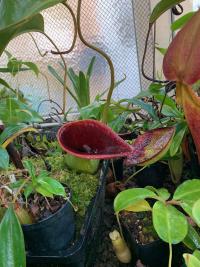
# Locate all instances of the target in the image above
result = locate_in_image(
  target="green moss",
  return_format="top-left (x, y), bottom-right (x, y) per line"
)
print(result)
top-left (22, 152), bottom-right (99, 218)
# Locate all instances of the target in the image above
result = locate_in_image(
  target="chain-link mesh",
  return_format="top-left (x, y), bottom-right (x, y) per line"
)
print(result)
top-left (2, 0), bottom-right (153, 115)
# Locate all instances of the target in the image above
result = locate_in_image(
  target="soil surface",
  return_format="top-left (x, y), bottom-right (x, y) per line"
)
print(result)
top-left (26, 187), bottom-right (70, 222)
top-left (94, 198), bottom-right (146, 267)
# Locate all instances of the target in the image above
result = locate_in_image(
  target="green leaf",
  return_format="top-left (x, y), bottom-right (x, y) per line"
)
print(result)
top-left (192, 199), bottom-right (200, 226)
top-left (87, 56), bottom-right (96, 78)
top-left (0, 78), bottom-right (12, 89)
top-left (36, 172), bottom-right (66, 197)
top-left (7, 58), bottom-right (22, 76)
top-left (79, 71), bottom-right (90, 107)
top-left (173, 179), bottom-right (200, 217)
top-left (79, 101), bottom-right (105, 120)
top-left (125, 200), bottom-right (152, 212)
top-left (24, 184), bottom-right (34, 200)
top-left (109, 112), bottom-right (129, 133)
top-left (156, 46), bottom-right (167, 55)
top-left (152, 201), bottom-right (188, 244)
top-left (150, 0), bottom-right (185, 24)
top-left (0, 206), bottom-right (26, 267)
top-left (170, 122), bottom-right (188, 157)
top-left (0, 14), bottom-right (44, 57)
top-left (193, 250), bottom-right (200, 262)
top-left (183, 253), bottom-right (200, 267)
top-left (161, 104), bottom-right (183, 118)
top-left (0, 124), bottom-right (37, 146)
top-left (157, 188), bottom-right (170, 201)
top-left (0, 98), bottom-right (42, 125)
top-left (145, 186), bottom-right (170, 201)
top-left (23, 160), bottom-right (36, 179)
top-left (114, 188), bottom-right (156, 213)
top-left (183, 224), bottom-right (200, 250)
top-left (0, 147), bottom-right (9, 170)
top-left (171, 12), bottom-right (195, 31)
top-left (127, 98), bottom-right (158, 120)
top-left (48, 65), bottom-right (64, 85)
top-left (22, 62), bottom-right (39, 76)
top-left (0, 0), bottom-right (63, 32)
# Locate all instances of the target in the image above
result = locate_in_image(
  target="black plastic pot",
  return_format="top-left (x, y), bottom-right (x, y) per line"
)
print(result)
top-left (123, 223), bottom-right (184, 267)
top-left (135, 162), bottom-right (169, 188)
top-left (22, 195), bottom-right (75, 254)
top-left (137, 240), bottom-right (184, 267)
top-left (27, 161), bottom-right (108, 267)
top-left (112, 158), bottom-right (124, 180)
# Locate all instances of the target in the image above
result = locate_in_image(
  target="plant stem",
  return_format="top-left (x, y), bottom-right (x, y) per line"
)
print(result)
top-left (29, 33), bottom-right (48, 57)
top-left (168, 243), bottom-right (172, 267)
top-left (124, 165), bottom-right (147, 185)
top-left (41, 32), bottom-right (67, 113)
top-left (166, 200), bottom-right (181, 206)
top-left (142, 23), bottom-right (168, 84)
top-left (51, 2), bottom-right (77, 55)
top-left (111, 160), bottom-right (117, 182)
top-left (13, 177), bottom-right (30, 203)
top-left (116, 213), bottom-right (124, 240)
top-left (77, 0), bottom-right (115, 124)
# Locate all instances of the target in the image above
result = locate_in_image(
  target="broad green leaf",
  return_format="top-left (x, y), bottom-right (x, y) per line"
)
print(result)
top-left (157, 188), bottom-right (170, 201)
top-left (171, 12), bottom-right (195, 31)
top-left (0, 206), bottom-right (26, 267)
top-left (152, 201), bottom-right (188, 244)
top-left (114, 188), bottom-right (156, 213)
top-left (170, 122), bottom-right (188, 156)
top-left (125, 200), bottom-right (152, 212)
top-left (193, 250), bottom-right (200, 262)
top-left (37, 173), bottom-right (66, 197)
top-left (0, 14), bottom-right (44, 56)
top-left (183, 224), bottom-right (200, 250)
top-left (150, 0), bottom-right (185, 24)
top-left (0, 147), bottom-right (9, 170)
top-left (0, 0), bottom-right (63, 32)
top-left (145, 186), bottom-right (170, 201)
top-left (34, 186), bottom-right (53, 198)
top-left (0, 98), bottom-right (42, 125)
top-left (183, 254), bottom-right (200, 267)
top-left (173, 179), bottom-right (200, 216)
top-left (192, 199), bottom-right (200, 226)
top-left (23, 62), bottom-right (39, 76)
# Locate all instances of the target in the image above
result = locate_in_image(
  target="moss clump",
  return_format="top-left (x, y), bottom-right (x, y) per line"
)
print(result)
top-left (22, 151), bottom-right (99, 218)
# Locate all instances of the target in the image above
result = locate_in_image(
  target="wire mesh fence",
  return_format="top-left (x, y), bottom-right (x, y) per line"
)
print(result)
top-left (1, 0), bottom-right (153, 115)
